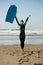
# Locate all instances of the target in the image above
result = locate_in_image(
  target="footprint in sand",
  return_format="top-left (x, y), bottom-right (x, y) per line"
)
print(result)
top-left (18, 53), bottom-right (29, 65)
top-left (9, 51), bottom-right (16, 56)
top-left (18, 58), bottom-right (23, 65)
top-left (19, 59), bottom-right (29, 65)
top-left (26, 51), bottom-right (34, 57)
top-left (18, 58), bottom-right (23, 62)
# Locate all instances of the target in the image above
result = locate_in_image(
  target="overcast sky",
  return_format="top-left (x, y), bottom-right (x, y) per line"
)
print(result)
top-left (0, 0), bottom-right (43, 30)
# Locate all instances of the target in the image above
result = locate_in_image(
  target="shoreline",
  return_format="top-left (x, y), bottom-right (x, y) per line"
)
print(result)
top-left (0, 44), bottom-right (43, 46)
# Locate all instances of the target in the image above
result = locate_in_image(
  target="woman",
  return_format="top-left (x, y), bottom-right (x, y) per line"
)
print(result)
top-left (15, 15), bottom-right (31, 52)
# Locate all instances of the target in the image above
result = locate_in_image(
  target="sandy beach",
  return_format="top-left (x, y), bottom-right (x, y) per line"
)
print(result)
top-left (0, 44), bottom-right (43, 65)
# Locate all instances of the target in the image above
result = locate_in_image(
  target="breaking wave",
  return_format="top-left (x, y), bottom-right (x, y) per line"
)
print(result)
top-left (0, 30), bottom-right (43, 36)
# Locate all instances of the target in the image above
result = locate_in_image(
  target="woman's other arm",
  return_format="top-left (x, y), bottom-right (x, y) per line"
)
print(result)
top-left (15, 17), bottom-right (20, 26)
top-left (24, 15), bottom-right (31, 26)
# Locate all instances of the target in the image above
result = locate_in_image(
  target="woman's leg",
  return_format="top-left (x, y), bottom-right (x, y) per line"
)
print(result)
top-left (20, 38), bottom-right (25, 52)
top-left (20, 34), bottom-right (25, 52)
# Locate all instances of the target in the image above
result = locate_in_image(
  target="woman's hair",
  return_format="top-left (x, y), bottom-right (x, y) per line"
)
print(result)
top-left (21, 20), bottom-right (24, 22)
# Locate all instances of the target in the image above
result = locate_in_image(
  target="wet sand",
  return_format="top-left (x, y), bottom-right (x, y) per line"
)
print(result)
top-left (0, 44), bottom-right (43, 65)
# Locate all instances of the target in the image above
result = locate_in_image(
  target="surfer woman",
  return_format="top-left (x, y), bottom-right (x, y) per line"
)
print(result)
top-left (15, 15), bottom-right (31, 52)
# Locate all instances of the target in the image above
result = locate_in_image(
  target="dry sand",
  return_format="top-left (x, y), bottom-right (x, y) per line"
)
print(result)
top-left (0, 44), bottom-right (43, 65)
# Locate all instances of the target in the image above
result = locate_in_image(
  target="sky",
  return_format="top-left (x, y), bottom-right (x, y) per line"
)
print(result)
top-left (0, 0), bottom-right (43, 30)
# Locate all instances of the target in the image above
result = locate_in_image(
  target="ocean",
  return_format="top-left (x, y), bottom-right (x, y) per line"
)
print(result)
top-left (0, 30), bottom-right (43, 45)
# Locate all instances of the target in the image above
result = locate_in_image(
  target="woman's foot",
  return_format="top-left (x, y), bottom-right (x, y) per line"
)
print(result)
top-left (23, 49), bottom-right (24, 52)
top-left (21, 49), bottom-right (24, 55)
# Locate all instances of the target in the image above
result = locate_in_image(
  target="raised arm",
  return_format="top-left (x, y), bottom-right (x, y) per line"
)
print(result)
top-left (24, 15), bottom-right (31, 26)
top-left (15, 17), bottom-right (20, 26)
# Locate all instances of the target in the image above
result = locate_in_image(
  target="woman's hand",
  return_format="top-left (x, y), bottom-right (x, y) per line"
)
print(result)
top-left (27, 15), bottom-right (31, 19)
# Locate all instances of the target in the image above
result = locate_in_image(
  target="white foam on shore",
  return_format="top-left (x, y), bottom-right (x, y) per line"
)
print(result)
top-left (0, 30), bottom-right (43, 35)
